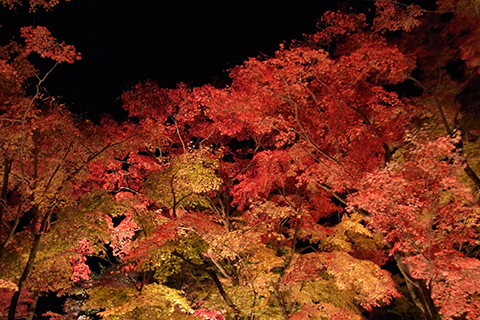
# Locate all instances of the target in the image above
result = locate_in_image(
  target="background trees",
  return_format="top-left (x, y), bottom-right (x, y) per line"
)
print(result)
top-left (1, 0), bottom-right (480, 319)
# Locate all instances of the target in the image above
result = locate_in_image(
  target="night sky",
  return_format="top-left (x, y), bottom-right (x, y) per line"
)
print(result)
top-left (1, 0), bottom-right (342, 122)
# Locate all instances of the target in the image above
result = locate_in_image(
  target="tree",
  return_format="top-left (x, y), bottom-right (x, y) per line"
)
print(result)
top-left (0, 3), bottom-right (138, 319)
top-left (2, 0), bottom-right (480, 319)
top-left (82, 1), bottom-right (479, 319)
top-left (349, 134), bottom-right (480, 319)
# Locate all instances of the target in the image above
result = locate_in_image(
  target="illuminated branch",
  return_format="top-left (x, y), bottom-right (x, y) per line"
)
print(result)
top-left (172, 250), bottom-right (241, 315)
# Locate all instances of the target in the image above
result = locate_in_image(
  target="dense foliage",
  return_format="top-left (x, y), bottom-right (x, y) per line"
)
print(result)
top-left (1, 0), bottom-right (480, 319)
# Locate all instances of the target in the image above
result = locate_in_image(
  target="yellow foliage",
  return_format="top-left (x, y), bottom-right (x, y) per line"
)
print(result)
top-left (283, 251), bottom-right (398, 311)
top-left (0, 279), bottom-right (17, 291)
top-left (202, 281), bottom-right (285, 319)
top-left (285, 278), bottom-right (357, 310)
top-left (324, 251), bottom-right (398, 308)
top-left (249, 201), bottom-right (297, 220)
top-left (320, 212), bottom-right (379, 253)
top-left (85, 283), bottom-right (192, 320)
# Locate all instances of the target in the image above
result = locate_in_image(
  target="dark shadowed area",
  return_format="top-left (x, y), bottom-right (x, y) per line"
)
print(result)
top-left (0, 0), bottom-right (344, 121)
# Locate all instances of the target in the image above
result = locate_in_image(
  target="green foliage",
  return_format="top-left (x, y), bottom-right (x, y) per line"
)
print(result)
top-left (144, 150), bottom-right (222, 209)
top-left (83, 283), bottom-right (192, 320)
top-left (132, 235), bottom-right (209, 283)
top-left (79, 189), bottom-right (125, 218)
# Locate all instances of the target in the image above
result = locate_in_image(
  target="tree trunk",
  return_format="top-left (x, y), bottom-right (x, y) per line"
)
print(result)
top-left (0, 158), bottom-right (12, 261)
top-left (8, 232), bottom-right (42, 320)
top-left (393, 252), bottom-right (439, 320)
top-left (26, 290), bottom-right (39, 320)
top-left (464, 163), bottom-right (480, 193)
top-left (8, 209), bottom-right (49, 320)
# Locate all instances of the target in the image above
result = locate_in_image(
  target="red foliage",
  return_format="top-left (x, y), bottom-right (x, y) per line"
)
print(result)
top-left (69, 256), bottom-right (90, 282)
top-left (107, 2), bottom-right (480, 317)
top-left (192, 308), bottom-right (225, 320)
top-left (349, 135), bottom-right (480, 318)
top-left (105, 213), bottom-right (138, 257)
top-left (1, 0), bottom-right (73, 12)
top-left (20, 26), bottom-right (81, 63)
top-left (3, 0), bottom-right (480, 319)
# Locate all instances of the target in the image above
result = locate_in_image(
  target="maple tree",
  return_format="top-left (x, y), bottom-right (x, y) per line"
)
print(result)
top-left (1, 0), bottom-right (480, 319)
top-left (88, 1), bottom-right (479, 319)
top-left (0, 2), bottom-right (139, 319)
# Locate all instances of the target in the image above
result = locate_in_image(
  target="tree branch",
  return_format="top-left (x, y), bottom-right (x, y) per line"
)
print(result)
top-left (271, 281), bottom-right (289, 320)
top-left (172, 250), bottom-right (241, 315)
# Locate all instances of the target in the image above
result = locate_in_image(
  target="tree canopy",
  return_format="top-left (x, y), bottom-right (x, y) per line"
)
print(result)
top-left (1, 0), bottom-right (480, 319)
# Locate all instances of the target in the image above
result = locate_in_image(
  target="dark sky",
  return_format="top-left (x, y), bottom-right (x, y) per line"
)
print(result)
top-left (1, 0), bottom-right (341, 121)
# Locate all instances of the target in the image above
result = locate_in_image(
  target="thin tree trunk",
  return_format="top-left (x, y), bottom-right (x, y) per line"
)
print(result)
top-left (464, 162), bottom-right (480, 192)
top-left (26, 290), bottom-right (39, 320)
top-left (172, 250), bottom-right (242, 317)
top-left (271, 281), bottom-right (289, 320)
top-left (6, 131), bottom-right (136, 319)
top-left (8, 233), bottom-right (42, 320)
top-left (207, 268), bottom-right (239, 313)
top-left (393, 252), bottom-right (439, 320)
top-left (8, 211), bottom-right (49, 320)
top-left (0, 158), bottom-right (12, 261)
